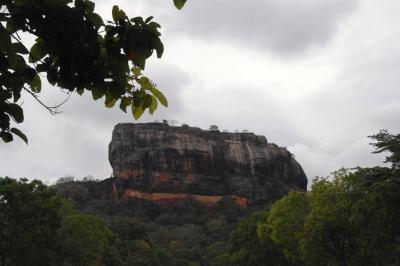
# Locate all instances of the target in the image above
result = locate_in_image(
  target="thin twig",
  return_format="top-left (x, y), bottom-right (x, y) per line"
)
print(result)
top-left (15, 31), bottom-right (21, 40)
top-left (51, 92), bottom-right (71, 109)
top-left (23, 86), bottom-right (71, 115)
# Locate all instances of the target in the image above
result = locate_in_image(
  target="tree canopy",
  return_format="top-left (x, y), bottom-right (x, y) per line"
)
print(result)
top-left (1, 130), bottom-right (399, 265)
top-left (0, 177), bottom-right (66, 265)
top-left (0, 0), bottom-right (186, 144)
top-left (0, 177), bottom-right (124, 266)
top-left (261, 131), bottom-right (400, 265)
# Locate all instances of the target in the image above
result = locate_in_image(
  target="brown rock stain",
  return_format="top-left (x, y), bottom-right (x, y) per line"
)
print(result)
top-left (231, 195), bottom-right (248, 206)
top-left (124, 189), bottom-right (248, 206)
top-left (192, 195), bottom-right (223, 205)
top-left (185, 175), bottom-right (195, 184)
top-left (115, 170), bottom-right (142, 179)
top-left (154, 173), bottom-right (170, 185)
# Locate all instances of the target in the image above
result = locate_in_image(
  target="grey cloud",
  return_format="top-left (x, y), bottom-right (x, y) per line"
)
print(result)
top-left (288, 16), bottom-right (400, 180)
top-left (369, 103), bottom-right (400, 131)
top-left (160, 0), bottom-right (359, 56)
top-left (0, 62), bottom-right (192, 182)
top-left (289, 136), bottom-right (386, 185)
top-left (97, 0), bottom-right (358, 55)
top-left (168, 83), bottom-right (312, 147)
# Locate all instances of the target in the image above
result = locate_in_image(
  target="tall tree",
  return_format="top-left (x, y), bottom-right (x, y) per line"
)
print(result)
top-left (0, 177), bottom-right (67, 266)
top-left (263, 130), bottom-right (400, 265)
top-left (228, 211), bottom-right (291, 266)
top-left (369, 129), bottom-right (400, 169)
top-left (267, 191), bottom-right (308, 264)
top-left (58, 212), bottom-right (119, 266)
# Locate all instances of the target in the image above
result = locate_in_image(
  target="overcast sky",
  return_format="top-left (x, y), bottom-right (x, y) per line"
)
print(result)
top-left (1, 0), bottom-right (399, 185)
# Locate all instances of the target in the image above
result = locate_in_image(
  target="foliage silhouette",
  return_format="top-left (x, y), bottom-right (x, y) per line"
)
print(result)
top-left (0, 0), bottom-right (186, 144)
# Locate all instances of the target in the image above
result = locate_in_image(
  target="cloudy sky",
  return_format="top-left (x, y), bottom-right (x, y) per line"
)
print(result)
top-left (1, 0), bottom-right (399, 185)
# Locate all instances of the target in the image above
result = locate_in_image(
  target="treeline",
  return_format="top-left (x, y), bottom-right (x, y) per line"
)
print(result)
top-left (0, 177), bottom-right (118, 266)
top-left (0, 176), bottom-right (250, 266)
top-left (220, 130), bottom-right (400, 266)
top-left (1, 130), bottom-right (399, 265)
top-left (222, 167), bottom-right (399, 265)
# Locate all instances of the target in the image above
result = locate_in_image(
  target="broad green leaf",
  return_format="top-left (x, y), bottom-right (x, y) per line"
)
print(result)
top-left (112, 5), bottom-right (126, 23)
top-left (6, 20), bottom-right (16, 32)
top-left (143, 94), bottom-right (153, 109)
top-left (5, 103), bottom-right (24, 123)
top-left (87, 13), bottom-right (104, 29)
top-left (13, 90), bottom-right (21, 103)
top-left (150, 87), bottom-right (168, 107)
top-left (22, 68), bottom-right (36, 82)
top-left (173, 0), bottom-right (187, 10)
top-left (105, 93), bottom-right (116, 108)
top-left (126, 83), bottom-right (133, 92)
top-left (30, 74), bottom-right (42, 93)
top-left (149, 95), bottom-right (158, 114)
top-left (153, 38), bottom-right (164, 58)
top-left (137, 76), bottom-right (150, 86)
top-left (109, 82), bottom-right (125, 99)
top-left (76, 0), bottom-right (95, 13)
top-left (1, 132), bottom-right (13, 143)
top-left (131, 102), bottom-right (144, 120)
top-left (10, 128), bottom-right (28, 144)
top-left (133, 53), bottom-right (146, 70)
top-left (47, 68), bottom-right (58, 85)
top-left (130, 17), bottom-right (144, 25)
top-left (112, 5), bottom-right (119, 23)
top-left (36, 59), bottom-right (52, 73)
top-left (0, 24), bottom-right (12, 52)
top-left (76, 87), bottom-right (84, 95)
top-left (132, 66), bottom-right (141, 76)
top-left (115, 54), bottom-right (129, 73)
top-left (138, 76), bottom-right (152, 90)
top-left (8, 52), bottom-right (20, 69)
top-left (132, 92), bottom-right (141, 107)
top-left (12, 42), bottom-right (29, 54)
top-left (29, 41), bottom-right (46, 63)
top-left (145, 16), bottom-right (154, 23)
top-left (86, 0), bottom-right (95, 12)
top-left (148, 22), bottom-right (161, 29)
top-left (119, 96), bottom-right (131, 113)
top-left (36, 63), bottom-right (48, 73)
top-left (91, 87), bottom-right (104, 100)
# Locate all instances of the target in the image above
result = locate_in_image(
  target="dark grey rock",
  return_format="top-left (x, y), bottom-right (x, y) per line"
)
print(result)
top-left (109, 123), bottom-right (307, 205)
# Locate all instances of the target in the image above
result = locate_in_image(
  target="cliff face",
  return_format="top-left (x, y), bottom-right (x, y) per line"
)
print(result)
top-left (109, 123), bottom-right (307, 206)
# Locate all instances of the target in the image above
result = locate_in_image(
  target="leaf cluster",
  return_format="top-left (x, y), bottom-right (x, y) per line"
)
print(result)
top-left (0, 0), bottom-right (185, 144)
top-left (0, 176), bottom-right (118, 266)
top-left (264, 170), bottom-right (400, 265)
top-left (369, 129), bottom-right (400, 169)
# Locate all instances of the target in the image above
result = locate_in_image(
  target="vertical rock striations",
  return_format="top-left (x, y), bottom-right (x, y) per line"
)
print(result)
top-left (109, 123), bottom-right (307, 206)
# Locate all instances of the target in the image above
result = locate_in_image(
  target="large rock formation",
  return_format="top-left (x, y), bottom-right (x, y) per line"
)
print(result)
top-left (109, 123), bottom-right (307, 206)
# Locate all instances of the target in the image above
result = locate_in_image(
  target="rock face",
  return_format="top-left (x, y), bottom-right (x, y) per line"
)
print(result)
top-left (109, 123), bottom-right (307, 206)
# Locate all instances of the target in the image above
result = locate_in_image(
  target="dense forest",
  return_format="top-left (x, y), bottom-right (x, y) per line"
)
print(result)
top-left (1, 130), bottom-right (399, 266)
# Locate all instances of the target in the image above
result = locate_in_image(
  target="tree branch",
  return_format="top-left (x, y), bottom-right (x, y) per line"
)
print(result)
top-left (23, 87), bottom-right (71, 115)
